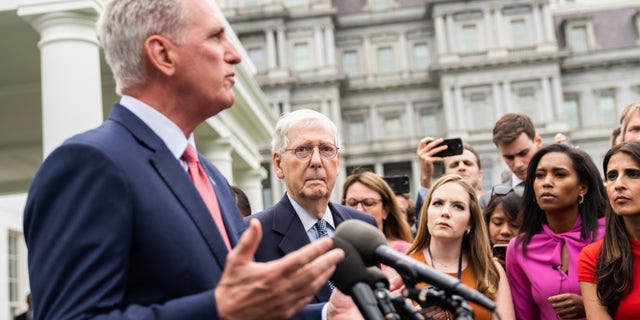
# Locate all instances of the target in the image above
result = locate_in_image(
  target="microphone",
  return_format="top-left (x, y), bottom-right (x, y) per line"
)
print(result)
top-left (366, 267), bottom-right (400, 320)
top-left (334, 220), bottom-right (496, 312)
top-left (330, 237), bottom-right (385, 320)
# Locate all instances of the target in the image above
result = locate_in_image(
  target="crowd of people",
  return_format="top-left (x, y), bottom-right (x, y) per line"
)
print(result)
top-left (17, 0), bottom-right (640, 319)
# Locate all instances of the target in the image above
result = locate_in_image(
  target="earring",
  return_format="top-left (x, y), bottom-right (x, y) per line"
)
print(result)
top-left (465, 229), bottom-right (470, 235)
top-left (578, 193), bottom-right (584, 204)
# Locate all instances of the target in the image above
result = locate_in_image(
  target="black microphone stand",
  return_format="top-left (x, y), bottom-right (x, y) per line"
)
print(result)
top-left (393, 261), bottom-right (474, 320)
top-left (405, 286), bottom-right (474, 320)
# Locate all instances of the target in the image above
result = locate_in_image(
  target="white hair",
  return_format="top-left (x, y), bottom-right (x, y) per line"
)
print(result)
top-left (271, 108), bottom-right (341, 154)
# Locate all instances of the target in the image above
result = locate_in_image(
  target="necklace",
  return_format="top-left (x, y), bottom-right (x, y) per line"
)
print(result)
top-left (427, 246), bottom-right (463, 320)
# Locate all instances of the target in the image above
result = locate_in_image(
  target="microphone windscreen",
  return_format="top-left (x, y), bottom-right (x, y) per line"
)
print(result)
top-left (330, 237), bottom-right (369, 295)
top-left (335, 220), bottom-right (386, 266)
top-left (366, 266), bottom-right (389, 288)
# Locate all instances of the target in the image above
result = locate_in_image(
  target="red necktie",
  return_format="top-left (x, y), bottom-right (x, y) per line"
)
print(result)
top-left (182, 145), bottom-right (231, 250)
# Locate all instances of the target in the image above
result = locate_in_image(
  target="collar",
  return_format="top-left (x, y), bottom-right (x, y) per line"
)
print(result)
top-left (286, 193), bottom-right (335, 233)
top-left (120, 95), bottom-right (195, 164)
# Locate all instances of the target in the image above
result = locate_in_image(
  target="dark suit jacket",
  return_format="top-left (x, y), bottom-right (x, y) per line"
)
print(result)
top-left (248, 195), bottom-right (377, 302)
top-left (23, 104), bottom-right (321, 319)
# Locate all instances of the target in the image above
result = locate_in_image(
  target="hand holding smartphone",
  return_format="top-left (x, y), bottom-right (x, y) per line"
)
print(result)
top-left (433, 138), bottom-right (464, 158)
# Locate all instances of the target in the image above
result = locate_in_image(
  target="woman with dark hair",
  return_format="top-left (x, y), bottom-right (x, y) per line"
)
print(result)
top-left (484, 186), bottom-right (522, 245)
top-left (483, 187), bottom-right (522, 268)
top-left (578, 142), bottom-right (640, 319)
top-left (408, 175), bottom-right (514, 320)
top-left (506, 143), bottom-right (607, 320)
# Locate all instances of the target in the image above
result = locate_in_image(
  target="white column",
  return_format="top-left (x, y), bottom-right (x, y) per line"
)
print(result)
top-left (203, 137), bottom-right (234, 182)
top-left (454, 86), bottom-right (465, 130)
top-left (492, 82), bottom-right (503, 118)
top-left (442, 85), bottom-right (455, 130)
top-left (270, 165), bottom-right (284, 204)
top-left (276, 28), bottom-right (287, 68)
top-left (541, 77), bottom-right (554, 122)
top-left (532, 4), bottom-right (543, 44)
top-left (541, 5), bottom-right (554, 43)
top-left (23, 11), bottom-right (103, 157)
top-left (324, 26), bottom-right (336, 66)
top-left (369, 105), bottom-right (379, 141)
top-left (398, 31), bottom-right (408, 77)
top-left (435, 15), bottom-right (447, 55)
top-left (495, 9), bottom-right (505, 48)
top-left (445, 15), bottom-right (457, 53)
top-left (503, 81), bottom-right (512, 113)
top-left (484, 9), bottom-right (494, 49)
top-left (266, 29), bottom-right (277, 69)
top-left (236, 168), bottom-right (267, 212)
top-left (581, 88), bottom-right (597, 127)
top-left (404, 101), bottom-right (414, 138)
top-left (363, 37), bottom-right (373, 80)
top-left (551, 76), bottom-right (565, 120)
top-left (314, 26), bottom-right (325, 67)
top-left (375, 162), bottom-right (384, 175)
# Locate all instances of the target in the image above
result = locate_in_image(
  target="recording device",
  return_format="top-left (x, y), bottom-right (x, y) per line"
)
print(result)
top-left (334, 220), bottom-right (497, 313)
top-left (492, 244), bottom-right (508, 261)
top-left (330, 238), bottom-right (385, 320)
top-left (383, 175), bottom-right (410, 194)
top-left (367, 267), bottom-right (425, 320)
top-left (433, 138), bottom-right (464, 158)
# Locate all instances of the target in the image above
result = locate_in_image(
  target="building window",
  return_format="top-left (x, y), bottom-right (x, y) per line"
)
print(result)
top-left (248, 47), bottom-right (265, 71)
top-left (348, 118), bottom-right (366, 143)
top-left (564, 18), bottom-right (596, 53)
top-left (517, 88), bottom-right (537, 122)
top-left (564, 95), bottom-right (581, 129)
top-left (369, 0), bottom-right (393, 10)
top-left (293, 42), bottom-right (311, 70)
top-left (412, 43), bottom-right (430, 70)
top-left (377, 46), bottom-right (395, 73)
top-left (342, 50), bottom-right (360, 76)
top-left (510, 19), bottom-right (529, 47)
top-left (598, 90), bottom-right (617, 125)
top-left (464, 91), bottom-right (490, 130)
top-left (461, 24), bottom-right (479, 53)
top-left (419, 112), bottom-right (439, 136)
top-left (383, 113), bottom-right (402, 139)
top-left (568, 25), bottom-right (588, 53)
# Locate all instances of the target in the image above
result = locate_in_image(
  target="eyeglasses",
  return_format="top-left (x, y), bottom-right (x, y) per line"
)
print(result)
top-left (345, 198), bottom-right (381, 210)
top-left (490, 184), bottom-right (524, 198)
top-left (285, 144), bottom-right (339, 160)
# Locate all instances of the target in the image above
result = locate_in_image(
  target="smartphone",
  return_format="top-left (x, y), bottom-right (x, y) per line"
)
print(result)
top-left (383, 175), bottom-right (410, 194)
top-left (492, 244), bottom-right (508, 261)
top-left (433, 138), bottom-right (464, 158)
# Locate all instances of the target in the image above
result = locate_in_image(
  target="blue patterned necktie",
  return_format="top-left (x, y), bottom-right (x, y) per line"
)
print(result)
top-left (314, 219), bottom-right (335, 290)
top-left (314, 219), bottom-right (329, 239)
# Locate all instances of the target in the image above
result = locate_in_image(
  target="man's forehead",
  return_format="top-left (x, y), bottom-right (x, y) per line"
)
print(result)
top-left (444, 150), bottom-right (477, 165)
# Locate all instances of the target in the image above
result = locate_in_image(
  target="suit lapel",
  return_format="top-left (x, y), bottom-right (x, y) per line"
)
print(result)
top-left (110, 104), bottom-right (229, 269)
top-left (272, 196), bottom-right (334, 302)
top-left (272, 197), bottom-right (311, 256)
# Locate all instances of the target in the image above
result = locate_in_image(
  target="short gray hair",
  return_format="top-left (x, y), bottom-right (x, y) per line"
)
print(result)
top-left (97, 0), bottom-right (189, 94)
top-left (271, 108), bottom-right (341, 154)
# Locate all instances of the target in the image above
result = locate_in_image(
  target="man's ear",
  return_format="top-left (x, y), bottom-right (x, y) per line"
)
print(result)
top-left (144, 35), bottom-right (177, 76)
top-left (273, 153), bottom-right (285, 179)
top-left (534, 133), bottom-right (543, 148)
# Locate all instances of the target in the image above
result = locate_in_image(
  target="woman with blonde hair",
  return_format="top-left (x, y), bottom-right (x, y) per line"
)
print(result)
top-left (407, 175), bottom-right (514, 320)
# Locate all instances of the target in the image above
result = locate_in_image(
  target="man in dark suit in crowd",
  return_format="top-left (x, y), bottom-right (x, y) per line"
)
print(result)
top-left (23, 0), bottom-right (345, 319)
top-left (14, 294), bottom-right (32, 320)
top-left (249, 109), bottom-right (377, 303)
top-left (478, 113), bottom-right (542, 208)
